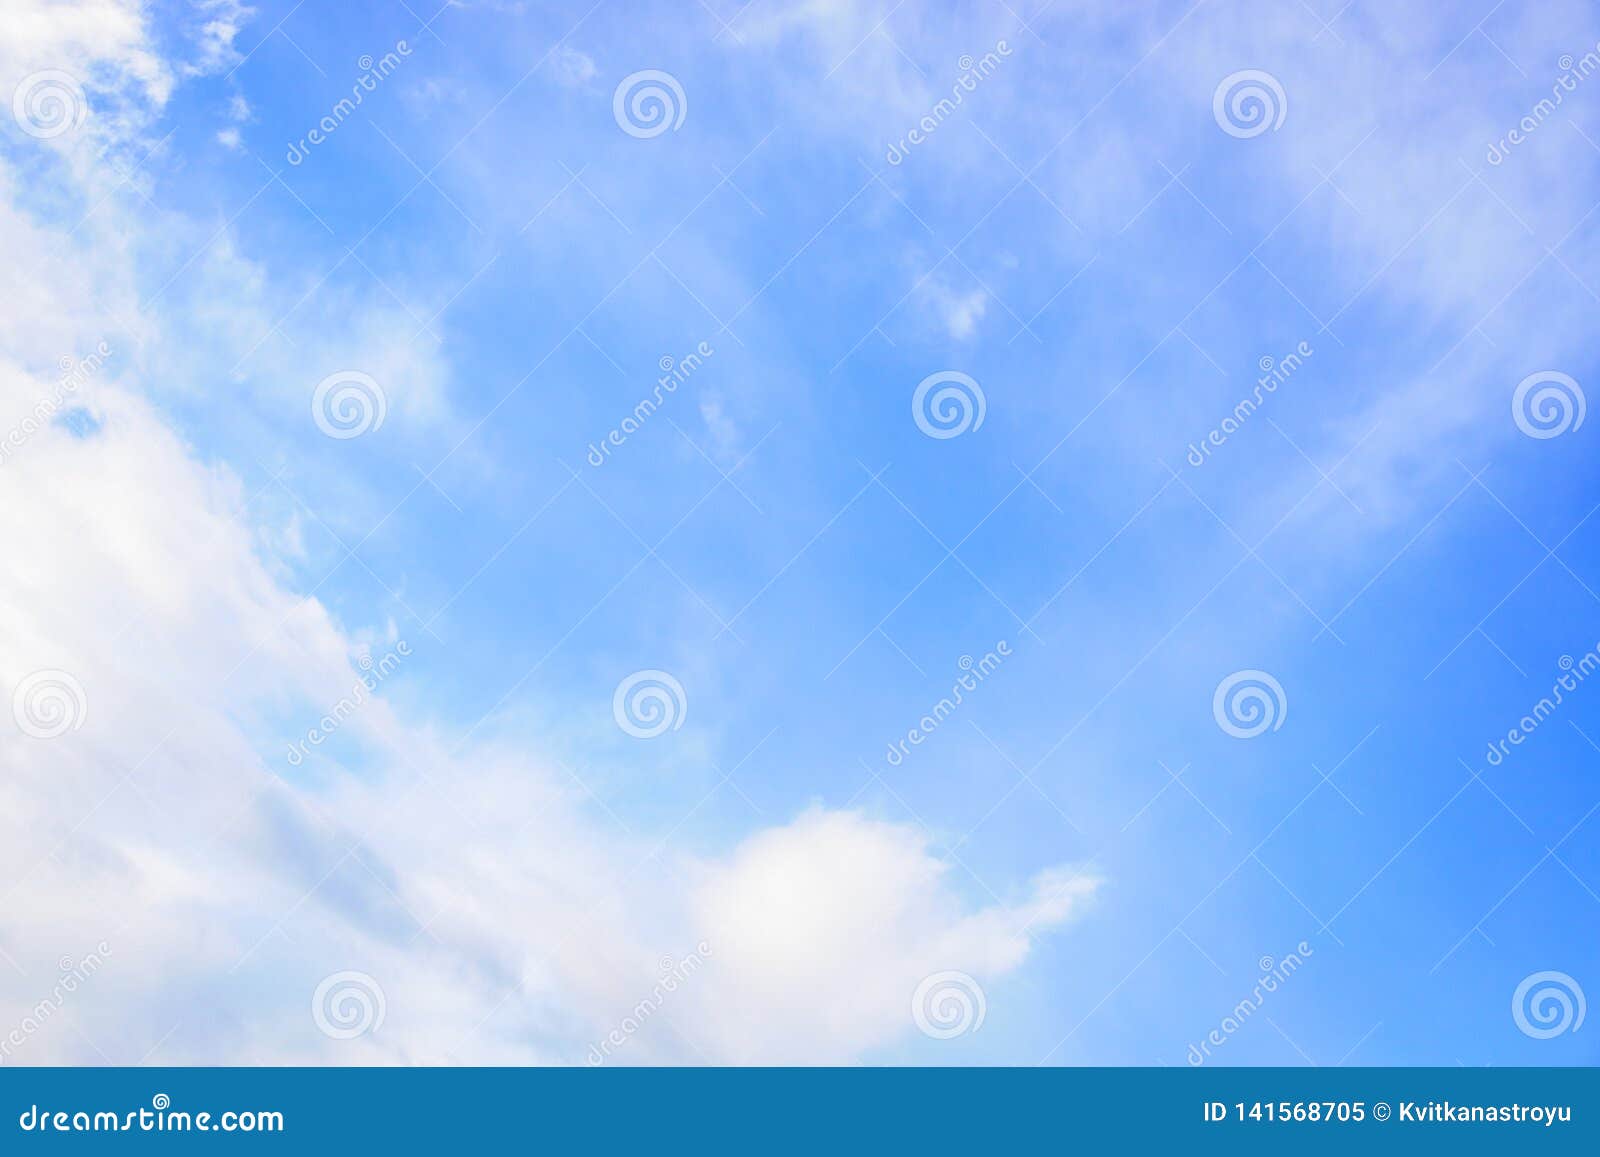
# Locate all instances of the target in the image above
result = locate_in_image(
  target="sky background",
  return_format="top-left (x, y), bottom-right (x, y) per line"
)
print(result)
top-left (1, 0), bottom-right (1598, 1066)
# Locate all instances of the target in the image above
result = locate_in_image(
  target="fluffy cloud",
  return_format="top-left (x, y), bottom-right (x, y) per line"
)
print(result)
top-left (1, 0), bottom-right (171, 110)
top-left (0, 288), bottom-right (1097, 1065)
top-left (0, 395), bottom-right (1096, 1062)
top-left (680, 810), bottom-right (1097, 1062)
top-left (0, 0), bottom-right (1098, 1067)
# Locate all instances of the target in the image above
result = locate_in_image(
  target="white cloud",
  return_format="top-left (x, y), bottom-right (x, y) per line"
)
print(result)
top-left (551, 45), bottom-right (596, 88)
top-left (917, 274), bottom-right (988, 340)
top-left (0, 398), bottom-right (1097, 1062)
top-left (183, 0), bottom-right (254, 77)
top-left (0, 0), bottom-right (170, 110)
top-left (0, 0), bottom-right (1100, 1066)
top-left (679, 809), bottom-right (1097, 1062)
top-left (697, 393), bottom-right (742, 461)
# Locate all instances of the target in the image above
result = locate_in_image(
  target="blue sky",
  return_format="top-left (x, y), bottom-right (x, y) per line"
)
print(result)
top-left (0, 0), bottom-right (1598, 1066)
